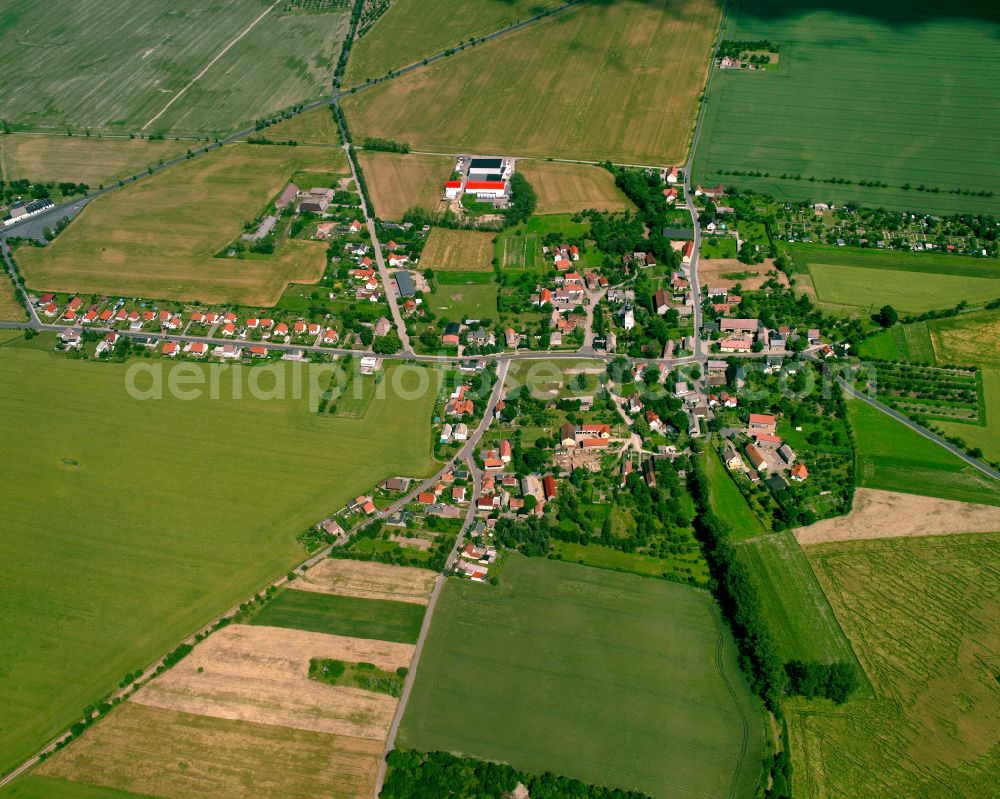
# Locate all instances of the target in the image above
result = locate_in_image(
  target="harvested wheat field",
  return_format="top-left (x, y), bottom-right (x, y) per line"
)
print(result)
top-left (517, 161), bottom-right (634, 215)
top-left (297, 558), bottom-right (436, 605)
top-left (132, 624), bottom-right (409, 738)
top-left (696, 258), bottom-right (788, 292)
top-left (421, 228), bottom-right (495, 272)
top-left (795, 488), bottom-right (1000, 546)
top-left (16, 143), bottom-right (345, 305)
top-left (0, 134), bottom-right (188, 186)
top-left (38, 702), bottom-right (381, 799)
top-left (358, 151), bottom-right (451, 220)
top-left (0, 273), bottom-right (26, 321)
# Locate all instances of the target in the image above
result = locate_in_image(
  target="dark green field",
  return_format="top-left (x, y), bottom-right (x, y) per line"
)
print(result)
top-left (0, 776), bottom-right (155, 799)
top-left (399, 556), bottom-right (766, 799)
top-left (250, 588), bottom-right (425, 644)
top-left (694, 0), bottom-right (1000, 214)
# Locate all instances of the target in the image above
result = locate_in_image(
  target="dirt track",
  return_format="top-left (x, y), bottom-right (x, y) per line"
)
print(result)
top-left (795, 488), bottom-right (1000, 546)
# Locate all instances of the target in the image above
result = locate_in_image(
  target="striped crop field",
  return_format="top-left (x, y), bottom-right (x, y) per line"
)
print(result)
top-left (694, 0), bottom-right (1000, 214)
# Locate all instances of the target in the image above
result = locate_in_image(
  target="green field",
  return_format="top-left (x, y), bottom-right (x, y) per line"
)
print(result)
top-left (790, 245), bottom-right (1000, 314)
top-left (0, 776), bottom-right (156, 799)
top-left (428, 272), bottom-right (499, 321)
top-left (789, 533), bottom-right (1000, 798)
top-left (733, 533), bottom-right (867, 690)
top-left (345, 0), bottom-right (565, 85)
top-left (250, 588), bottom-right (425, 644)
top-left (551, 540), bottom-right (709, 584)
top-left (496, 230), bottom-right (543, 271)
top-left (705, 447), bottom-right (767, 540)
top-left (0, 1), bottom-right (351, 136)
top-left (343, 0), bottom-right (722, 164)
top-left (693, 0), bottom-right (1000, 214)
top-left (848, 396), bottom-right (1000, 505)
top-left (399, 556), bottom-right (766, 799)
top-left (0, 350), bottom-right (437, 774)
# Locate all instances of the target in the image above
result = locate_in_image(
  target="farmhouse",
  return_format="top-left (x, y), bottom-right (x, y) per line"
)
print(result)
top-left (720, 318), bottom-right (759, 333)
top-left (719, 338), bottom-right (752, 353)
top-left (745, 443), bottom-right (768, 471)
top-left (298, 187), bottom-right (334, 213)
top-left (748, 413), bottom-right (777, 435)
top-left (790, 463), bottom-right (809, 482)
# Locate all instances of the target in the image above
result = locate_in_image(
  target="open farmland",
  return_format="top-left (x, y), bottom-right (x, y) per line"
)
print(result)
top-left (788, 533), bottom-right (1000, 798)
top-left (0, 273), bottom-right (27, 321)
top-left (16, 143), bottom-right (346, 305)
top-left (250, 589), bottom-right (426, 643)
top-left (357, 152), bottom-right (451, 220)
top-left (733, 533), bottom-right (867, 690)
top-left (0, 1), bottom-right (351, 136)
top-left (0, 776), bottom-right (154, 798)
top-left (693, 0), bottom-right (1000, 215)
top-left (295, 559), bottom-right (436, 605)
top-left (516, 160), bottom-right (635, 215)
top-left (34, 703), bottom-right (381, 799)
top-left (421, 228), bottom-right (495, 271)
top-left (344, 0), bottom-right (566, 85)
top-left (247, 106), bottom-right (341, 145)
top-left (342, 0), bottom-right (722, 164)
top-left (0, 135), bottom-right (189, 186)
top-left (848, 396), bottom-right (1000, 505)
top-left (789, 244), bottom-right (1000, 314)
top-left (0, 350), bottom-right (437, 775)
top-left (399, 556), bottom-right (766, 799)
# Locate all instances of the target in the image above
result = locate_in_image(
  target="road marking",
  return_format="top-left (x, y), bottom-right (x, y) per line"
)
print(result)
top-left (141, 0), bottom-right (282, 131)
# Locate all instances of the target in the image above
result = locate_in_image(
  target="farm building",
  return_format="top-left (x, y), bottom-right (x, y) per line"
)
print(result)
top-left (395, 270), bottom-right (416, 297)
top-left (275, 183), bottom-right (299, 210)
top-left (444, 180), bottom-right (463, 199)
top-left (465, 180), bottom-right (507, 200)
top-left (468, 157), bottom-right (505, 177)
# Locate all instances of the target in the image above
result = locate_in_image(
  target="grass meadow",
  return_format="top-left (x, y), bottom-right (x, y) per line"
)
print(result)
top-left (705, 446), bottom-right (767, 540)
top-left (693, 0), bottom-right (1000, 214)
top-left (246, 106), bottom-right (341, 146)
top-left (250, 589), bottom-right (425, 644)
top-left (859, 308), bottom-right (1000, 460)
top-left (733, 533), bottom-right (868, 690)
top-left (0, 273), bottom-right (27, 321)
top-left (789, 533), bottom-right (1000, 798)
top-left (399, 556), bottom-right (766, 799)
top-left (790, 244), bottom-right (1000, 314)
top-left (421, 228), bottom-right (495, 271)
top-left (0, 775), bottom-right (155, 798)
top-left (357, 151), bottom-right (451, 220)
top-left (848, 396), bottom-right (1000, 505)
top-left (516, 161), bottom-right (635, 215)
top-left (17, 143), bottom-right (346, 305)
top-left (428, 272), bottom-right (499, 321)
top-left (0, 349), bottom-right (438, 775)
top-left (342, 0), bottom-right (722, 164)
top-left (0, 1), bottom-right (351, 136)
top-left (344, 0), bottom-right (565, 85)
top-left (0, 135), bottom-right (189, 187)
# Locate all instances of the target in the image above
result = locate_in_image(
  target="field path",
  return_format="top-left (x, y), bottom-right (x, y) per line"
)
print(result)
top-left (141, 0), bottom-right (284, 131)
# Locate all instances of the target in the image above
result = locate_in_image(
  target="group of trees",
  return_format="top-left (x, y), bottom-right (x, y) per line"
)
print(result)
top-left (1, 178), bottom-right (89, 204)
top-left (785, 660), bottom-right (858, 704)
top-left (363, 136), bottom-right (409, 153)
top-left (381, 749), bottom-right (653, 799)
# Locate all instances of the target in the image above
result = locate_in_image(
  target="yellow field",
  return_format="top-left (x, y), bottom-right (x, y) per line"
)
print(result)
top-left (344, 0), bottom-right (565, 86)
top-left (39, 703), bottom-right (380, 799)
top-left (0, 273), bottom-right (26, 321)
top-left (789, 534), bottom-right (1000, 798)
top-left (517, 160), bottom-right (636, 214)
top-left (250, 107), bottom-right (341, 145)
top-left (421, 228), bottom-right (495, 272)
top-left (16, 143), bottom-right (348, 305)
top-left (0, 134), bottom-right (189, 186)
top-left (296, 559), bottom-right (437, 605)
top-left (342, 0), bottom-right (721, 164)
top-left (357, 151), bottom-right (451, 220)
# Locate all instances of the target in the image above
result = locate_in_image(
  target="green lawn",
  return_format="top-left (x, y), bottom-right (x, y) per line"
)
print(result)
top-left (428, 273), bottom-right (499, 321)
top-left (0, 777), bottom-right (156, 799)
top-left (705, 447), bottom-right (767, 540)
top-left (791, 245), bottom-right (1000, 314)
top-left (551, 539), bottom-right (709, 585)
top-left (692, 0), bottom-right (1000, 214)
top-left (399, 556), bottom-right (766, 799)
top-left (849, 396), bottom-right (1000, 505)
top-left (733, 533), bottom-right (869, 693)
top-left (250, 588), bottom-right (425, 644)
top-left (0, 349), bottom-right (438, 774)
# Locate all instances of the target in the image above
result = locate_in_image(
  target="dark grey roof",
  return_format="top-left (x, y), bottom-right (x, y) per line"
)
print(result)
top-left (661, 227), bottom-right (695, 239)
top-left (469, 158), bottom-right (502, 169)
top-left (444, 322), bottom-right (460, 335)
top-left (394, 270), bottom-right (415, 297)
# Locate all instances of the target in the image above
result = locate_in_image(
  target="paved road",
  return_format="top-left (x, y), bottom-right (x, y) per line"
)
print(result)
top-left (374, 365), bottom-right (507, 795)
